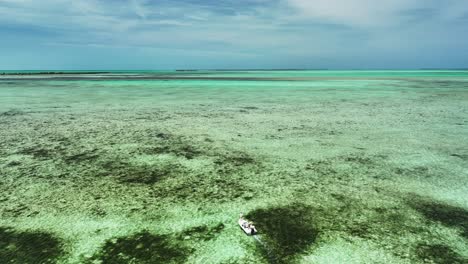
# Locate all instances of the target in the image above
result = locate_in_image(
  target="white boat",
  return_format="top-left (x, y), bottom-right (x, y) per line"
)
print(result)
top-left (239, 218), bottom-right (257, 235)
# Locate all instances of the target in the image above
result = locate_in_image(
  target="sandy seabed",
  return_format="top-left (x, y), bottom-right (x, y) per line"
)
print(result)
top-left (0, 71), bottom-right (467, 263)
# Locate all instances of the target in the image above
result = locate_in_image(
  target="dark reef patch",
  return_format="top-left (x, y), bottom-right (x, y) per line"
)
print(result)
top-left (240, 106), bottom-right (259, 110)
top-left (46, 130), bottom-right (263, 200)
top-left (18, 146), bottom-right (56, 160)
top-left (154, 132), bottom-right (171, 140)
top-left (343, 207), bottom-right (413, 240)
top-left (0, 109), bottom-right (25, 117)
top-left (2, 203), bottom-right (32, 217)
top-left (306, 192), bottom-right (418, 242)
top-left (143, 134), bottom-right (205, 160)
top-left (394, 166), bottom-right (431, 178)
top-left (177, 223), bottom-right (225, 241)
top-left (254, 193), bottom-right (436, 262)
top-left (146, 144), bottom-right (203, 160)
top-left (342, 155), bottom-right (377, 166)
top-left (415, 243), bottom-right (466, 264)
top-left (304, 159), bottom-right (337, 176)
top-left (90, 231), bottom-right (192, 264)
top-left (137, 132), bottom-right (262, 201)
top-left (246, 204), bottom-right (318, 263)
top-left (408, 195), bottom-right (468, 239)
top-left (216, 151), bottom-right (255, 167)
top-left (63, 149), bottom-right (99, 164)
top-left (6, 160), bottom-right (21, 167)
top-left (98, 160), bottom-right (183, 185)
top-left (144, 131), bottom-right (259, 167)
top-left (214, 151), bottom-right (258, 175)
top-left (450, 153), bottom-right (468, 161)
top-left (157, 173), bottom-right (255, 202)
top-left (11, 128), bottom-right (262, 203)
top-left (305, 153), bottom-right (382, 172)
top-left (0, 227), bottom-right (63, 264)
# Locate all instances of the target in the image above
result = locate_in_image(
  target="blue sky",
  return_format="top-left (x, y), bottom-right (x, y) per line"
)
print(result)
top-left (1, 0), bottom-right (467, 69)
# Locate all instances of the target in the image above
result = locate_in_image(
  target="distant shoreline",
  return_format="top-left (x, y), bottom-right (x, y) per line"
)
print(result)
top-left (0, 72), bottom-right (112, 75)
top-left (1, 68), bottom-right (468, 75)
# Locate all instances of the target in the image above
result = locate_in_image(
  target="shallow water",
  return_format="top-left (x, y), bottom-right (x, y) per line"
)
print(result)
top-left (0, 70), bottom-right (467, 263)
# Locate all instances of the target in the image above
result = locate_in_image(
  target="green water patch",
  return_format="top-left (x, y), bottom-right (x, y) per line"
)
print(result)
top-left (246, 204), bottom-right (319, 263)
top-left (0, 227), bottom-right (64, 264)
top-left (415, 243), bottom-right (466, 264)
top-left (407, 195), bottom-right (468, 239)
top-left (89, 231), bottom-right (192, 264)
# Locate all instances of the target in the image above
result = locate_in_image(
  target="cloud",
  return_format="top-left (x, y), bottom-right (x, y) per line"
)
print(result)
top-left (285, 0), bottom-right (416, 27)
top-left (284, 0), bottom-right (468, 28)
top-left (130, 0), bottom-right (147, 19)
top-left (0, 0), bottom-right (467, 69)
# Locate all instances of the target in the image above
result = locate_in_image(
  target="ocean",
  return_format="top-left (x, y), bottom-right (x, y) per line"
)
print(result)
top-left (1, 70), bottom-right (467, 263)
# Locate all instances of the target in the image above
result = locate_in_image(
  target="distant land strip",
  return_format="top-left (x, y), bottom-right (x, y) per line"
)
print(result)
top-left (0, 72), bottom-right (112, 75)
top-left (176, 69), bottom-right (329, 71)
top-left (0, 76), bottom-right (303, 81)
top-left (2, 76), bottom-right (464, 82)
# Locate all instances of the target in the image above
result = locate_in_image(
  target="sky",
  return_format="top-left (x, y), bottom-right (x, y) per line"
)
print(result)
top-left (1, 0), bottom-right (468, 70)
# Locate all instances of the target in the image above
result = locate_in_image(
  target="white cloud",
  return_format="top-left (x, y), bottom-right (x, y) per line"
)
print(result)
top-left (286, 0), bottom-right (409, 27)
top-left (284, 0), bottom-right (468, 27)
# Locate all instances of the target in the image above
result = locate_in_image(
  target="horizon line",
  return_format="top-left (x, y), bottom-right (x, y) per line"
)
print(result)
top-left (1, 68), bottom-right (468, 72)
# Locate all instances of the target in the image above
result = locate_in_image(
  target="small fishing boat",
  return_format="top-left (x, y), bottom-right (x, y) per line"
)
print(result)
top-left (239, 215), bottom-right (257, 235)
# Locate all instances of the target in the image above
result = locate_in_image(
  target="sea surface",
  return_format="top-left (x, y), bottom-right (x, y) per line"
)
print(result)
top-left (0, 70), bottom-right (467, 263)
